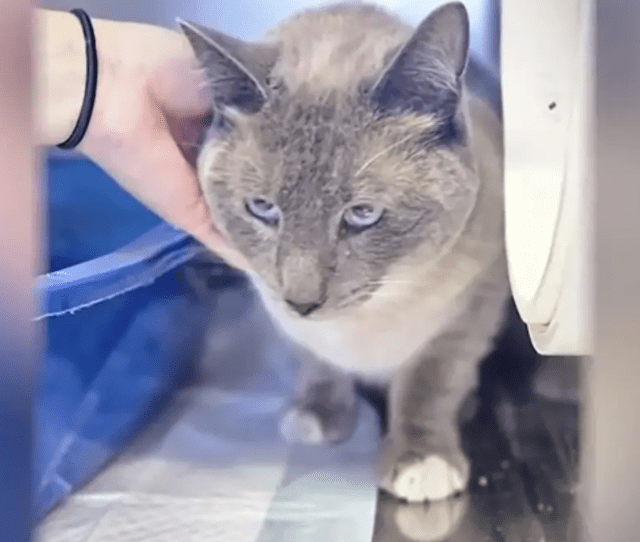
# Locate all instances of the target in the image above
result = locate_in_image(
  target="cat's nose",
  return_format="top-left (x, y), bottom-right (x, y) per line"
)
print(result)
top-left (285, 299), bottom-right (323, 316)
top-left (280, 249), bottom-right (326, 316)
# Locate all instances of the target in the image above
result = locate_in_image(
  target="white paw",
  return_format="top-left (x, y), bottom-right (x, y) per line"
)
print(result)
top-left (391, 455), bottom-right (466, 503)
top-left (279, 408), bottom-right (325, 445)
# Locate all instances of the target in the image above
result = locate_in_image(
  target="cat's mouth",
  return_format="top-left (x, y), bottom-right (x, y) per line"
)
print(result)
top-left (284, 298), bottom-right (325, 317)
top-left (284, 286), bottom-right (377, 317)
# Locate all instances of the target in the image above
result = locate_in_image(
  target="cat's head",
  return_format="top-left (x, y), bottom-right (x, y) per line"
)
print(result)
top-left (180, 3), bottom-right (478, 318)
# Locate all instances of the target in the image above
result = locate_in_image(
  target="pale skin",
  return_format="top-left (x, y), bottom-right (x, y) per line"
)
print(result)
top-left (35, 8), bottom-right (246, 267)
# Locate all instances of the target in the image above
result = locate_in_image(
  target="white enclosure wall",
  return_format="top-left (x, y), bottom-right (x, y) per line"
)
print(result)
top-left (501, 0), bottom-right (593, 356)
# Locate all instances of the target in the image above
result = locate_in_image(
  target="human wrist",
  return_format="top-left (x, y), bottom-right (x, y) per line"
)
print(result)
top-left (35, 9), bottom-right (87, 146)
top-left (35, 8), bottom-right (190, 150)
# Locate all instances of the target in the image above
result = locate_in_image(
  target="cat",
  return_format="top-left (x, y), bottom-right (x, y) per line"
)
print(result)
top-left (179, 1), bottom-right (509, 503)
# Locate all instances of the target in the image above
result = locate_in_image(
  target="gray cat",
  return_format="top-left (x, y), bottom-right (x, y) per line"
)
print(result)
top-left (180, 1), bottom-right (509, 503)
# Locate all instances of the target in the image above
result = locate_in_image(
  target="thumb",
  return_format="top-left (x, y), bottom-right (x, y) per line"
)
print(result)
top-left (123, 120), bottom-right (250, 269)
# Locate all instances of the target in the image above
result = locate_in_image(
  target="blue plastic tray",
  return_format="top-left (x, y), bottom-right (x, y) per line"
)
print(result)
top-left (34, 155), bottom-right (227, 521)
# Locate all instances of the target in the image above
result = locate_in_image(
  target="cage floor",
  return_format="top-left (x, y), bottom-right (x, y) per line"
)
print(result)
top-left (38, 275), bottom-right (580, 542)
top-left (372, 303), bottom-right (581, 542)
top-left (373, 394), bottom-right (580, 542)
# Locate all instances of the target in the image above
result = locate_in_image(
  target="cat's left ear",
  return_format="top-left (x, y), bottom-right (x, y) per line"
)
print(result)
top-left (369, 2), bottom-right (470, 117)
top-left (178, 19), bottom-right (279, 113)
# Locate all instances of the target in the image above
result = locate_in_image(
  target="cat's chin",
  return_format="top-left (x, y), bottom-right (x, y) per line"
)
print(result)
top-left (280, 294), bottom-right (369, 321)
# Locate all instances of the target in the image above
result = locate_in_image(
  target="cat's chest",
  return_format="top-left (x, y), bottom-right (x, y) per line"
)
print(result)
top-left (253, 243), bottom-right (508, 380)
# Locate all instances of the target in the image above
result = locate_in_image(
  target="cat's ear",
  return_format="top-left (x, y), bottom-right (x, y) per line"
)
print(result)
top-left (369, 2), bottom-right (470, 116)
top-left (178, 19), bottom-right (278, 113)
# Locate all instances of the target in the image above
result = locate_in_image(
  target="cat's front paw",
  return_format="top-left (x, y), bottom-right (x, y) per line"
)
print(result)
top-left (279, 401), bottom-right (359, 446)
top-left (380, 438), bottom-right (470, 503)
top-left (279, 408), bottom-right (326, 445)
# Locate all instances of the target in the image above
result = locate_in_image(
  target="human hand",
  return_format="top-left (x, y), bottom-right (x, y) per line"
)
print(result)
top-left (77, 19), bottom-right (247, 268)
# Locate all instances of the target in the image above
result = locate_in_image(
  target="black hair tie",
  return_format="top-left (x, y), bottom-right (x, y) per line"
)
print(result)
top-left (57, 9), bottom-right (98, 150)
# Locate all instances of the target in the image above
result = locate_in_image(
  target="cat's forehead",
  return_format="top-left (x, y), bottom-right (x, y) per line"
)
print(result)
top-left (225, 85), bottom-right (451, 211)
top-left (245, 91), bottom-right (356, 209)
top-left (256, 89), bottom-right (370, 148)
top-left (251, 89), bottom-right (431, 165)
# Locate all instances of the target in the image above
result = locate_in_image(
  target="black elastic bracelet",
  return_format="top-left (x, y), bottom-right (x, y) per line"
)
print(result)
top-left (57, 9), bottom-right (98, 150)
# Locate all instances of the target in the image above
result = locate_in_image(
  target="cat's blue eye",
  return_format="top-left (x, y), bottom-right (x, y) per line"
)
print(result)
top-left (246, 198), bottom-right (280, 226)
top-left (342, 204), bottom-right (384, 230)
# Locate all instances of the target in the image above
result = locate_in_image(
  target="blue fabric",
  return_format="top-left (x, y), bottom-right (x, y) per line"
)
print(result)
top-left (34, 156), bottom-right (222, 522)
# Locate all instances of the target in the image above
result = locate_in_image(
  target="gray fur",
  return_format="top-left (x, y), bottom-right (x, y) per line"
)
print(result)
top-left (183, 1), bottom-right (509, 502)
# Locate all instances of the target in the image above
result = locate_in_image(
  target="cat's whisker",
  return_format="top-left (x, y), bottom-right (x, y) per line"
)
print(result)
top-left (192, 68), bottom-right (210, 88)
top-left (355, 133), bottom-right (419, 177)
top-left (368, 280), bottom-right (414, 287)
top-left (239, 156), bottom-right (263, 175)
top-left (180, 141), bottom-right (201, 150)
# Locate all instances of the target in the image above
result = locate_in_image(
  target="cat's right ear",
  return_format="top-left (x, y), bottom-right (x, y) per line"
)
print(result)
top-left (369, 2), bottom-right (470, 118)
top-left (177, 19), bottom-right (279, 113)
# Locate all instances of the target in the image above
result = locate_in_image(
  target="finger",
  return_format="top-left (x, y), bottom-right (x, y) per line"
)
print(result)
top-left (123, 120), bottom-right (250, 269)
top-left (165, 113), bottom-right (210, 170)
top-left (149, 58), bottom-right (212, 116)
top-left (138, 131), bottom-right (218, 238)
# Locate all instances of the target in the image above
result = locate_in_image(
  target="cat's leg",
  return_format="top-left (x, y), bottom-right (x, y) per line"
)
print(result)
top-left (381, 284), bottom-right (509, 502)
top-left (380, 354), bottom-right (476, 502)
top-left (279, 357), bottom-right (360, 445)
